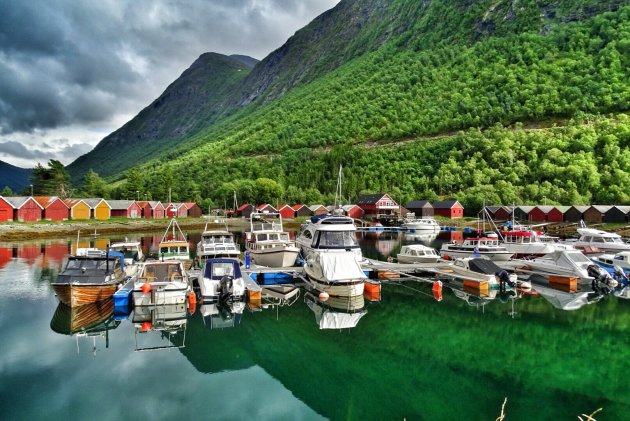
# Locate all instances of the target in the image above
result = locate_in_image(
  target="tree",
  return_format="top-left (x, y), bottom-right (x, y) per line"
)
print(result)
top-left (83, 169), bottom-right (108, 198)
top-left (1, 186), bottom-right (13, 196)
top-left (30, 160), bottom-right (72, 197)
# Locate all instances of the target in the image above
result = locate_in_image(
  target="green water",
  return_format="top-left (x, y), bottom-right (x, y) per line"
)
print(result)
top-left (1, 232), bottom-right (629, 420)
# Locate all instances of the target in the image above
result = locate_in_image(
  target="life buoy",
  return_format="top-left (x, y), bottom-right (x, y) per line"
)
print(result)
top-left (432, 280), bottom-right (443, 302)
top-left (187, 291), bottom-right (196, 314)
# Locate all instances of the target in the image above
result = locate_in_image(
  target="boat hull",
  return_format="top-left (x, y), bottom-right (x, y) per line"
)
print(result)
top-left (396, 255), bottom-right (440, 264)
top-left (133, 283), bottom-right (189, 306)
top-left (440, 249), bottom-right (513, 261)
top-left (52, 283), bottom-right (120, 307)
top-left (249, 247), bottom-right (299, 268)
top-left (303, 276), bottom-right (365, 297)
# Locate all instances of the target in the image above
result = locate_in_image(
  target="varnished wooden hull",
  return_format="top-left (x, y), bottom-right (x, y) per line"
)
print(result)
top-left (50, 298), bottom-right (115, 335)
top-left (52, 283), bottom-right (120, 307)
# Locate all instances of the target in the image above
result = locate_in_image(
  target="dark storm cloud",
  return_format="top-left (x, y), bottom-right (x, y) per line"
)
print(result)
top-left (0, 0), bottom-right (339, 136)
top-left (0, 141), bottom-right (50, 160)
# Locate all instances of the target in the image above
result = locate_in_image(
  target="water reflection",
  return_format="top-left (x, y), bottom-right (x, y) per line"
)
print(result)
top-left (132, 304), bottom-right (187, 351)
top-left (304, 291), bottom-right (367, 329)
top-left (200, 301), bottom-right (245, 329)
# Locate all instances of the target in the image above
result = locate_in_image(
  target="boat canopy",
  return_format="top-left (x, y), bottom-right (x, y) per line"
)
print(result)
top-left (203, 258), bottom-right (242, 280)
top-left (316, 253), bottom-right (366, 281)
top-left (467, 258), bottom-right (502, 275)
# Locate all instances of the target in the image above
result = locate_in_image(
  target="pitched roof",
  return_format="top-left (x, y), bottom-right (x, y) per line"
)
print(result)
top-left (292, 204), bottom-right (306, 211)
top-left (33, 196), bottom-right (68, 209)
top-left (356, 193), bottom-right (388, 204)
top-left (237, 203), bottom-right (253, 211)
top-left (406, 200), bottom-right (432, 208)
top-left (534, 205), bottom-right (555, 213)
top-left (590, 205), bottom-right (613, 213)
top-left (2, 196), bottom-right (44, 209)
top-left (182, 202), bottom-right (199, 209)
top-left (277, 204), bottom-right (292, 210)
top-left (613, 205), bottom-right (630, 214)
top-left (107, 200), bottom-right (136, 210)
top-left (567, 205), bottom-right (590, 213)
top-left (432, 200), bottom-right (462, 209)
top-left (308, 204), bottom-right (326, 211)
top-left (83, 198), bottom-right (110, 209)
top-left (516, 206), bottom-right (535, 213)
top-left (256, 203), bottom-right (277, 211)
top-left (63, 198), bottom-right (89, 208)
top-left (553, 206), bottom-right (571, 213)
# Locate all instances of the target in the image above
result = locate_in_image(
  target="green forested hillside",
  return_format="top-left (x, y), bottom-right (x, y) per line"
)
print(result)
top-left (72, 1), bottom-right (630, 214)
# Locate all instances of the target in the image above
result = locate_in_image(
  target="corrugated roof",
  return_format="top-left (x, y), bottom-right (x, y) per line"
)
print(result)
top-left (356, 193), bottom-right (388, 204)
top-left (2, 196), bottom-right (44, 209)
top-left (406, 200), bottom-right (432, 208)
top-left (568, 205), bottom-right (590, 213)
top-left (83, 198), bottom-right (110, 209)
top-left (613, 205), bottom-right (630, 214)
top-left (107, 200), bottom-right (135, 210)
top-left (291, 204), bottom-right (306, 211)
top-left (554, 206), bottom-right (571, 213)
top-left (591, 205), bottom-right (613, 213)
top-left (308, 204), bottom-right (326, 211)
top-left (33, 196), bottom-right (68, 209)
top-left (535, 205), bottom-right (555, 213)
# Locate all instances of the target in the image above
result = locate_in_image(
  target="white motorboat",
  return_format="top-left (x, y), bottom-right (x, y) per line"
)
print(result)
top-left (304, 292), bottom-right (366, 329)
top-left (396, 244), bottom-right (440, 264)
top-left (440, 237), bottom-right (514, 261)
top-left (197, 258), bottom-right (246, 303)
top-left (591, 251), bottom-right (630, 274)
top-left (499, 230), bottom-right (558, 258)
top-left (450, 257), bottom-right (518, 286)
top-left (296, 214), bottom-right (362, 261)
top-left (402, 232), bottom-right (437, 244)
top-left (303, 251), bottom-right (366, 296)
top-left (158, 217), bottom-right (191, 262)
top-left (133, 260), bottom-right (192, 306)
top-left (245, 212), bottom-right (299, 268)
top-left (401, 214), bottom-right (440, 233)
top-left (109, 238), bottom-right (143, 276)
top-left (521, 250), bottom-right (608, 284)
top-left (196, 223), bottom-right (240, 263)
top-left (565, 226), bottom-right (630, 253)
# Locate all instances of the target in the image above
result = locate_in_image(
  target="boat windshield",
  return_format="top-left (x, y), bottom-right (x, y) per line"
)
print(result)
top-left (202, 235), bottom-right (234, 244)
top-left (315, 231), bottom-right (358, 249)
top-left (566, 252), bottom-right (592, 263)
top-left (66, 258), bottom-right (114, 271)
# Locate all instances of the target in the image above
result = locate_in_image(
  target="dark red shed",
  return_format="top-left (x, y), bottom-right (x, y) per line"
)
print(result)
top-left (5, 197), bottom-right (43, 222)
top-left (278, 204), bottom-right (295, 219)
top-left (432, 200), bottom-right (464, 219)
top-left (0, 196), bottom-right (14, 222)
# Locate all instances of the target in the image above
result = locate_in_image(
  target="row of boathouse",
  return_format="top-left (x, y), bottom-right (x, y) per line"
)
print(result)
top-left (1, 193), bottom-right (629, 224)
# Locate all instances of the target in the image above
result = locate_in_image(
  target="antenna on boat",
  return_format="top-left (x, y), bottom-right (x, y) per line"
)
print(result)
top-left (335, 164), bottom-right (343, 210)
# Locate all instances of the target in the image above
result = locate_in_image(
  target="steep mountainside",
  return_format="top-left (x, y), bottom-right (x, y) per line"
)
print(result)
top-left (67, 53), bottom-right (257, 180)
top-left (0, 160), bottom-right (32, 193)
top-left (67, 0), bottom-right (630, 210)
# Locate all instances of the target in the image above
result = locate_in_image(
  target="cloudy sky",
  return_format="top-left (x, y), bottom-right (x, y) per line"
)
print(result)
top-left (0, 0), bottom-right (340, 169)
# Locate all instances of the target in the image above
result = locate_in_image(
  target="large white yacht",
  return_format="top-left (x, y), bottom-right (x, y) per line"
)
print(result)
top-left (245, 212), bottom-right (299, 268)
top-left (296, 213), bottom-right (365, 296)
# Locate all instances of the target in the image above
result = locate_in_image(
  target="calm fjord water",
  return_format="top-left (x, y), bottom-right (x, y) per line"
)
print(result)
top-left (0, 230), bottom-right (629, 420)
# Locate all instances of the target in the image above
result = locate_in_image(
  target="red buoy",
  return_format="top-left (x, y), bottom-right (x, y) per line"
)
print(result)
top-left (432, 280), bottom-right (443, 302)
top-left (141, 283), bottom-right (152, 293)
top-left (187, 292), bottom-right (197, 315)
top-left (141, 321), bottom-right (152, 331)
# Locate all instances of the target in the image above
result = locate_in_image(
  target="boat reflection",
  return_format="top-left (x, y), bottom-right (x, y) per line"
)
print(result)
top-left (304, 291), bottom-right (367, 329)
top-left (132, 304), bottom-right (187, 351)
top-left (528, 275), bottom-right (609, 310)
top-left (49, 298), bottom-right (120, 354)
top-left (200, 301), bottom-right (246, 329)
top-left (402, 232), bottom-right (438, 245)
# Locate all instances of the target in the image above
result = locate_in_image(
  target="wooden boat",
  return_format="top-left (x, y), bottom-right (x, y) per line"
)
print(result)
top-left (51, 250), bottom-right (127, 307)
top-left (50, 298), bottom-right (116, 335)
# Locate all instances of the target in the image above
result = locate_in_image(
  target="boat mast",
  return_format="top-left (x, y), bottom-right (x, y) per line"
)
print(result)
top-left (335, 164), bottom-right (343, 210)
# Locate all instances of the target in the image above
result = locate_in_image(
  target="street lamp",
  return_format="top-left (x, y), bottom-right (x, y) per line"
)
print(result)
top-left (30, 184), bottom-right (33, 196)
top-left (543, 196), bottom-right (547, 206)
top-left (136, 190), bottom-right (139, 201)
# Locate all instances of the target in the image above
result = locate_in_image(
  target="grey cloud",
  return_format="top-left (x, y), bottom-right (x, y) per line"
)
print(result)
top-left (0, 141), bottom-right (50, 159)
top-left (0, 0), bottom-right (339, 158)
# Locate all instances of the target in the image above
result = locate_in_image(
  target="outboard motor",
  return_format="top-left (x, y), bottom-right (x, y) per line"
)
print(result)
top-left (587, 264), bottom-right (618, 294)
top-left (496, 270), bottom-right (515, 288)
top-left (219, 275), bottom-right (234, 302)
top-left (613, 265), bottom-right (629, 288)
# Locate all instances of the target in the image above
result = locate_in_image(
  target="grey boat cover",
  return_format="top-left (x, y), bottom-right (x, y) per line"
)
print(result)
top-left (468, 258), bottom-right (502, 275)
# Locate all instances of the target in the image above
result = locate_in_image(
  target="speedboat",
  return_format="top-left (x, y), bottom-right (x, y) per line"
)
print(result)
top-left (396, 244), bottom-right (440, 264)
top-left (304, 291), bottom-right (366, 329)
top-left (401, 215), bottom-right (440, 233)
top-left (52, 250), bottom-right (127, 307)
top-left (109, 238), bottom-right (143, 276)
top-left (565, 226), bottom-right (630, 253)
top-left (245, 212), bottom-right (299, 267)
top-left (133, 260), bottom-right (192, 306)
top-left (157, 217), bottom-right (191, 263)
top-left (198, 258), bottom-right (246, 302)
top-left (450, 257), bottom-right (519, 287)
top-left (440, 237), bottom-right (514, 261)
top-left (196, 224), bottom-right (240, 265)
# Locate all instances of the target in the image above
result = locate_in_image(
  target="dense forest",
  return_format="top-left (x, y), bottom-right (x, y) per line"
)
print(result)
top-left (61, 2), bottom-right (630, 215)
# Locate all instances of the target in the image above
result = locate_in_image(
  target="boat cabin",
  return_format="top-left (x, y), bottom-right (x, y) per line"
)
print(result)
top-left (139, 261), bottom-right (185, 283)
top-left (203, 259), bottom-right (242, 281)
